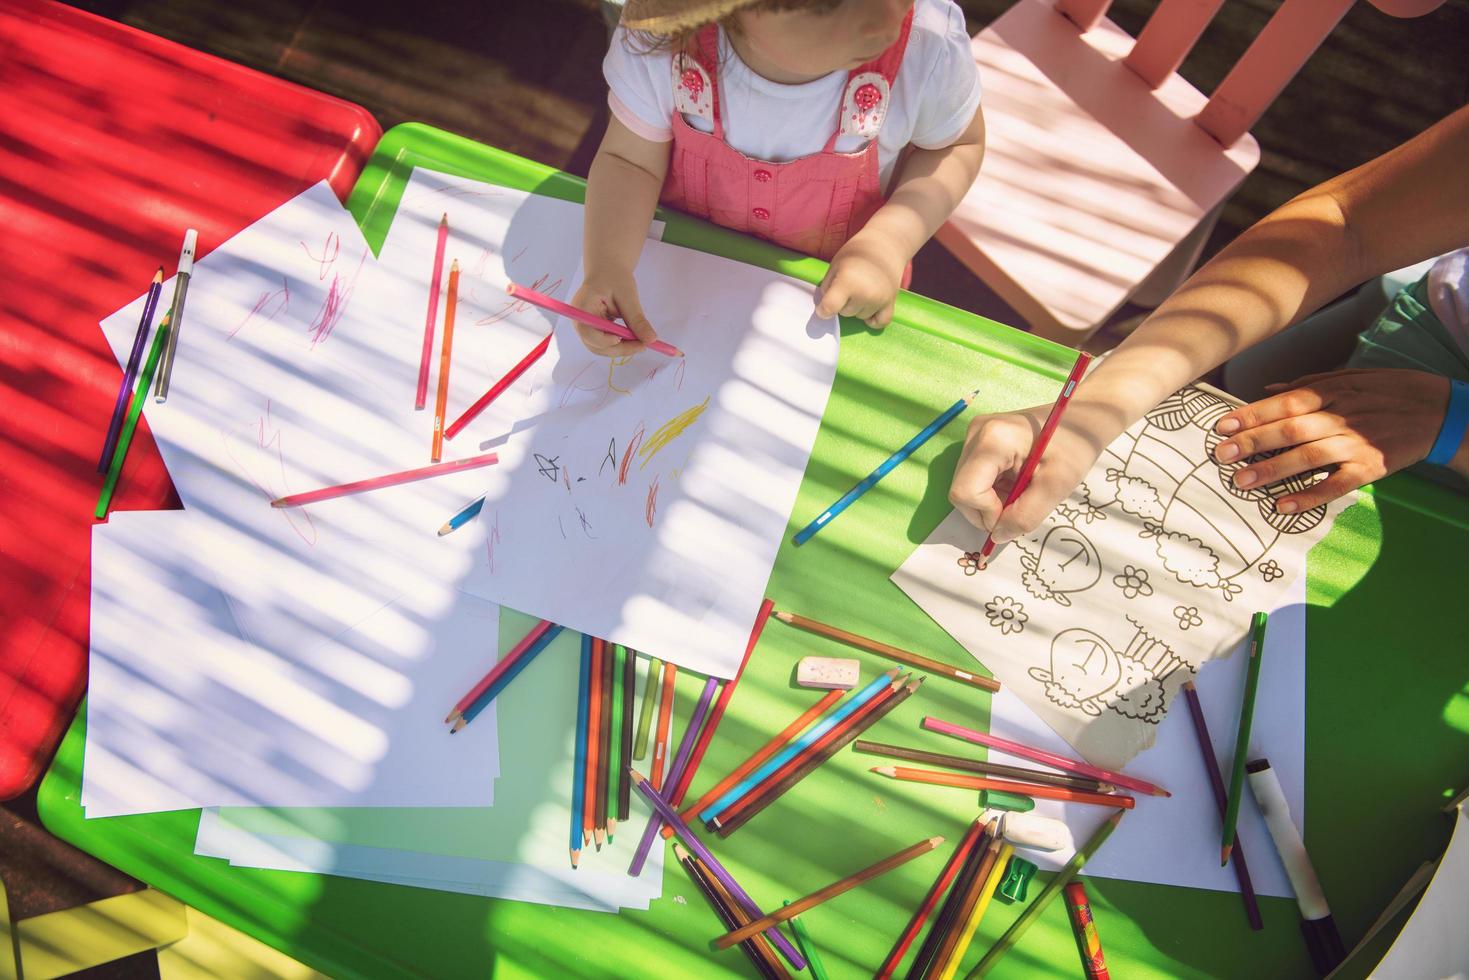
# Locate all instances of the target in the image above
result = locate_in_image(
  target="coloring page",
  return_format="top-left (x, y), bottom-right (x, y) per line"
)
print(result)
top-left (894, 383), bottom-right (1357, 768)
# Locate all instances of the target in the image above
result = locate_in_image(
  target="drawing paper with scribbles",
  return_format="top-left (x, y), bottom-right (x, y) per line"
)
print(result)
top-left (893, 383), bottom-right (1357, 769)
top-left (453, 240), bottom-right (840, 679)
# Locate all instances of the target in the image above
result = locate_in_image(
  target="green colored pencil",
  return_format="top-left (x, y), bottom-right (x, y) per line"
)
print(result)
top-left (95, 309), bottom-right (172, 519)
top-left (784, 901), bottom-right (829, 980)
top-left (605, 644), bottom-right (624, 842)
top-left (967, 810), bottom-right (1124, 978)
top-left (633, 656), bottom-right (661, 759)
top-left (1221, 611), bottom-right (1269, 865)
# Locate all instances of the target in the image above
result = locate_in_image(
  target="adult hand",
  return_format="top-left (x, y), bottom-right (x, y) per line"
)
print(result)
top-left (1211, 368), bottom-right (1452, 512)
top-left (814, 235), bottom-right (904, 329)
top-left (949, 408), bottom-right (1102, 542)
top-left (569, 272), bottom-right (659, 357)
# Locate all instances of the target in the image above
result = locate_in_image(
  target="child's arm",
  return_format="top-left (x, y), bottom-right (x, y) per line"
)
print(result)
top-left (815, 105), bottom-right (986, 329)
top-left (949, 104), bottom-right (1469, 539)
top-left (573, 116), bottom-right (671, 357)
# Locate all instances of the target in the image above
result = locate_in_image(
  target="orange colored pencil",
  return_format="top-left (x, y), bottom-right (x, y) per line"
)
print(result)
top-left (872, 766), bottom-right (1135, 809)
top-left (651, 662), bottom-right (677, 790)
top-left (430, 259), bottom-right (460, 462)
top-left (663, 688), bottom-right (844, 839)
top-left (583, 638), bottom-right (604, 848)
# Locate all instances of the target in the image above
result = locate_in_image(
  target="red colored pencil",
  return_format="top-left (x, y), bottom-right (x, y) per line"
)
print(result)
top-left (976, 351), bottom-right (1092, 567)
top-left (271, 453), bottom-right (498, 508)
top-left (444, 332), bottom-right (551, 441)
top-left (415, 213), bottom-right (448, 410)
top-left (871, 766), bottom-right (1136, 809)
top-left (431, 259), bottom-right (461, 462)
top-left (663, 599), bottom-right (773, 813)
top-left (651, 662), bottom-right (677, 790)
top-left (583, 637), bottom-right (604, 847)
top-left (506, 283), bottom-right (683, 358)
top-left (875, 818), bottom-right (985, 980)
top-left (446, 619), bottom-right (556, 723)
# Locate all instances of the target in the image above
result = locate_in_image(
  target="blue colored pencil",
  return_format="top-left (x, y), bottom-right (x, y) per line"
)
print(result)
top-left (571, 633), bottom-right (592, 867)
top-left (438, 494), bottom-right (486, 536)
top-left (792, 388), bottom-right (977, 545)
top-left (456, 624), bottom-right (565, 729)
top-left (698, 668), bottom-right (898, 822)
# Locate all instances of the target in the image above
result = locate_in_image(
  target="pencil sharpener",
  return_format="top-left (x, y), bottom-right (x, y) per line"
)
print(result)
top-left (998, 856), bottom-right (1038, 903)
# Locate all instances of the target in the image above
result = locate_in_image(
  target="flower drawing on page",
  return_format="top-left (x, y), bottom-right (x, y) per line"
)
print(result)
top-left (984, 596), bottom-right (1027, 635)
top-left (1258, 559), bottom-right (1283, 582)
top-left (1028, 617), bottom-right (1187, 723)
top-left (1173, 605), bottom-right (1203, 631)
top-left (957, 552), bottom-right (983, 575)
top-left (1017, 524), bottom-right (1101, 607)
top-left (1111, 565), bottom-right (1152, 599)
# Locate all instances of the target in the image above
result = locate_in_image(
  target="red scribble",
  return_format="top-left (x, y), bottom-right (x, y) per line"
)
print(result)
top-left (646, 367), bottom-right (660, 384)
top-left (563, 463), bottom-right (572, 494)
top-left (510, 246), bottom-right (528, 264)
top-left (300, 232), bottom-right (341, 280)
top-left (645, 476), bottom-right (660, 528)
top-left (307, 246), bottom-right (369, 347)
top-left (227, 277), bottom-right (290, 339)
top-left (486, 510), bottom-right (502, 574)
top-left (476, 272), bottom-right (564, 326)
top-left (559, 360), bottom-right (602, 408)
top-left (472, 247), bottom-right (493, 278)
top-left (220, 400), bottom-right (318, 547)
top-left (619, 423), bottom-right (645, 485)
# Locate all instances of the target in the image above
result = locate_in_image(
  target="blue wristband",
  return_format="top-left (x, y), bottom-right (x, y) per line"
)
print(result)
top-left (1427, 378), bottom-right (1469, 466)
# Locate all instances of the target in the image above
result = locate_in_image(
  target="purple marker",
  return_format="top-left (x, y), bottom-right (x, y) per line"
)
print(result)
top-left (629, 676), bottom-right (718, 877)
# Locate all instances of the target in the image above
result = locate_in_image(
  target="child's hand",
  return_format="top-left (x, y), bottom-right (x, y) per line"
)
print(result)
top-left (569, 273), bottom-right (661, 357)
top-left (815, 237), bottom-right (904, 329)
top-left (1211, 368), bottom-right (1455, 511)
top-left (949, 408), bottom-right (1102, 541)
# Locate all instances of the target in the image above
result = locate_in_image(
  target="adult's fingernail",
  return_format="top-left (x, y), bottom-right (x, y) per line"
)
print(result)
top-left (1277, 499), bottom-right (1298, 514)
top-left (1216, 417), bottom-right (1240, 435)
top-left (1214, 442), bottom-right (1239, 462)
top-left (1234, 470), bottom-right (1257, 488)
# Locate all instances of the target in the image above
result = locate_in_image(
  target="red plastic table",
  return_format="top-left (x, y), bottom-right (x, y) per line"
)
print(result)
top-left (0, 0), bottom-right (381, 798)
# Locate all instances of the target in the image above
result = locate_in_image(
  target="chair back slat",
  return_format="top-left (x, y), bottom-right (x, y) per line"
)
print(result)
top-left (1125, 0), bottom-right (1226, 90)
top-left (1055, 0), bottom-right (1113, 31)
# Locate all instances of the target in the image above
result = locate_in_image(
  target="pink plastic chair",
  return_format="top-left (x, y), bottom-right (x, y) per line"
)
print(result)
top-left (937, 0), bottom-right (1447, 344)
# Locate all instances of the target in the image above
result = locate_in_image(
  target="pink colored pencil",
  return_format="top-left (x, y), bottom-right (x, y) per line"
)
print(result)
top-left (922, 716), bottom-right (1170, 798)
top-left (447, 618), bottom-right (556, 722)
top-left (506, 283), bottom-right (683, 358)
top-left (270, 453), bottom-right (498, 508)
top-left (416, 213), bottom-right (449, 411)
top-left (443, 333), bottom-right (552, 441)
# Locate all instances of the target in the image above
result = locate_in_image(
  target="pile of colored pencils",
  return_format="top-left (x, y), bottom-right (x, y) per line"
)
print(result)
top-left (570, 635), bottom-right (638, 864)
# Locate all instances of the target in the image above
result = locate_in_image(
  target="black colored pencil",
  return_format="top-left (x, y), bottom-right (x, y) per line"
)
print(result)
top-left (853, 739), bottom-right (1112, 793)
top-left (907, 826), bottom-right (990, 980)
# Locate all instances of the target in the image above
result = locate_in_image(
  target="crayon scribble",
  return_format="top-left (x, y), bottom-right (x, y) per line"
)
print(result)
top-left (557, 515), bottom-right (567, 539)
top-left (645, 476), bottom-right (660, 528)
top-left (561, 360), bottom-right (604, 409)
top-left (535, 453), bottom-right (561, 482)
top-left (619, 423), bottom-right (646, 486)
top-left (638, 397), bottom-right (709, 470)
top-left (307, 246), bottom-right (369, 348)
top-left (220, 400), bottom-right (317, 546)
top-left (486, 510), bottom-right (502, 573)
top-left (674, 358), bottom-right (687, 391)
top-left (607, 355), bottom-right (634, 395)
top-left (477, 271), bottom-right (564, 326)
top-left (599, 438), bottom-right (617, 476)
top-left (300, 233), bottom-right (340, 280)
top-left (510, 246), bottom-right (528, 264)
top-left (472, 247), bottom-right (494, 279)
top-left (227, 277), bottom-right (290, 339)
top-left (563, 464), bottom-right (572, 493)
top-left (576, 507), bottom-right (596, 539)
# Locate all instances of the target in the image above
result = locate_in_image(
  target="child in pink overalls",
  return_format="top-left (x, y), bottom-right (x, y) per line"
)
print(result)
top-left (572, 0), bottom-right (985, 355)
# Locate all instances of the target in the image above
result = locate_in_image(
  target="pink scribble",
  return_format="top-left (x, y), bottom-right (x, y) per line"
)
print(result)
top-left (486, 510), bottom-right (502, 574)
top-left (307, 246), bottom-right (369, 347)
top-left (618, 423), bottom-right (645, 486)
top-left (645, 476), bottom-right (660, 528)
top-left (220, 400), bottom-right (318, 546)
top-left (300, 233), bottom-right (341, 280)
top-left (510, 246), bottom-right (528, 264)
top-left (472, 248), bottom-right (493, 279)
top-left (228, 277), bottom-right (290, 339)
top-left (559, 360), bottom-right (602, 408)
top-left (476, 272), bottom-right (564, 326)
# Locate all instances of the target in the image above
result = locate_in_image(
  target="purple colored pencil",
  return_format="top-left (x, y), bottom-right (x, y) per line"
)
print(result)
top-left (1183, 681), bottom-right (1264, 930)
top-left (630, 768), bottom-right (806, 971)
top-left (629, 676), bottom-right (718, 877)
top-left (99, 270), bottom-right (163, 472)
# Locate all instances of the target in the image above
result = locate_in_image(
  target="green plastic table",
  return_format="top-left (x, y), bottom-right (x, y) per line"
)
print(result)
top-left (39, 123), bottom-right (1469, 979)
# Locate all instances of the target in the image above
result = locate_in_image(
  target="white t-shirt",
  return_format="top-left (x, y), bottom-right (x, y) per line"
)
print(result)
top-left (603, 0), bottom-right (982, 191)
top-left (1427, 247), bottom-right (1469, 357)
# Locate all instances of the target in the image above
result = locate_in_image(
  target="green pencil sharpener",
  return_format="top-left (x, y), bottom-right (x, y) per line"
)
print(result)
top-left (998, 856), bottom-right (1038, 903)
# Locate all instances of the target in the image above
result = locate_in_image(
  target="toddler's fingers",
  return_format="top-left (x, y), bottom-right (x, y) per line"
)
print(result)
top-left (865, 299), bottom-right (895, 330)
top-left (814, 274), bottom-right (849, 320)
top-left (575, 321), bottom-right (622, 356)
top-left (611, 290), bottom-right (658, 350)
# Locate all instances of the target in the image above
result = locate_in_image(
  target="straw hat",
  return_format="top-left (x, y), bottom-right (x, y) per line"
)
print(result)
top-left (620, 0), bottom-right (763, 33)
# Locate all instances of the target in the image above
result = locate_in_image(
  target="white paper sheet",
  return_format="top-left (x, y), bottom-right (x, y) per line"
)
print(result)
top-left (84, 511), bottom-right (501, 815)
top-left (1371, 806), bottom-right (1469, 978)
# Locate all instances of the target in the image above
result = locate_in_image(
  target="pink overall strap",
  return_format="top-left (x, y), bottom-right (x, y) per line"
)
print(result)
top-left (688, 24), bottom-right (725, 140)
top-left (821, 8), bottom-right (915, 152)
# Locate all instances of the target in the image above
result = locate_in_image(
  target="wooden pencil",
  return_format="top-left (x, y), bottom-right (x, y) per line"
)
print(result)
top-left (99, 267), bottom-right (163, 472)
top-left (596, 637), bottom-right (614, 845)
top-left (670, 689), bottom-right (844, 837)
top-left (926, 823), bottom-right (1002, 979)
top-left (714, 836), bottom-right (944, 949)
top-left (910, 825), bottom-right (990, 980)
top-left (618, 645), bottom-right (636, 823)
top-left (876, 819), bottom-right (985, 980)
top-left (682, 847), bottom-right (789, 980)
top-left (628, 678), bottom-right (720, 877)
top-left (784, 902), bottom-right (830, 980)
top-left (651, 662), bottom-right (677, 789)
top-left (570, 633), bottom-right (591, 869)
top-left (271, 453), bottom-right (498, 508)
top-left (714, 675), bottom-right (921, 837)
top-left (937, 843), bottom-right (1011, 980)
top-left (430, 259), bottom-right (459, 462)
top-left (415, 213), bottom-right (448, 410)
top-left (634, 656), bottom-right (661, 759)
top-left (1222, 611), bottom-right (1269, 866)
top-left (447, 619), bottom-right (557, 722)
top-left (95, 309), bottom-right (171, 518)
top-left (872, 767), bottom-right (1134, 810)
top-left (606, 644), bottom-right (624, 841)
top-left (773, 610), bottom-right (999, 693)
top-left (853, 740), bottom-right (1113, 793)
top-left (585, 637), bottom-right (605, 849)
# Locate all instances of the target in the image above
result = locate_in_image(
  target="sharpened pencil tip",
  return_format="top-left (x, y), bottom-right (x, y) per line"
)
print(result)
top-left (152, 267), bottom-right (164, 283)
top-left (437, 523), bottom-right (454, 536)
top-left (873, 766), bottom-right (895, 777)
top-left (1221, 845), bottom-right (1232, 866)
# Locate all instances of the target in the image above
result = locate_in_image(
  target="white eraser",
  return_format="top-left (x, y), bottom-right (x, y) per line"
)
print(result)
top-left (999, 812), bottom-right (1073, 852)
top-left (796, 657), bottom-right (860, 690)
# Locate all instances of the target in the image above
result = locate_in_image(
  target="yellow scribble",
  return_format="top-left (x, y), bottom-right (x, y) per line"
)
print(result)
top-left (606, 355), bottom-right (633, 395)
top-left (638, 397), bottom-right (710, 469)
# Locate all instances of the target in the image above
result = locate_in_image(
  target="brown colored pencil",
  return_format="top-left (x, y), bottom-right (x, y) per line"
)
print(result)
top-left (714, 676), bottom-right (922, 837)
top-left (694, 851), bottom-right (792, 979)
top-left (676, 844), bottom-right (786, 980)
top-left (875, 819), bottom-right (984, 980)
top-left (773, 610), bottom-right (999, 692)
top-left (924, 823), bottom-right (1003, 978)
top-left (618, 645), bottom-right (636, 823)
top-left (853, 739), bottom-right (1113, 793)
top-left (583, 637), bottom-right (604, 848)
top-left (872, 766), bottom-right (1135, 809)
top-left (715, 836), bottom-right (944, 949)
top-left (668, 688), bottom-right (844, 837)
top-left (596, 637), bottom-right (615, 843)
